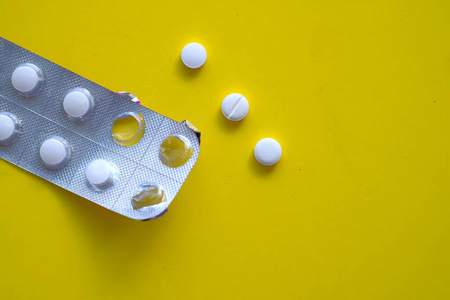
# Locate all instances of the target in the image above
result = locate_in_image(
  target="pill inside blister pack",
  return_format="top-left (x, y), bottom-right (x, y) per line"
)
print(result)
top-left (0, 37), bottom-right (200, 220)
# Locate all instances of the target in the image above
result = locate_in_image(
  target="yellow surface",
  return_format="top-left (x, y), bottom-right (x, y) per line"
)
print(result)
top-left (0, 0), bottom-right (449, 299)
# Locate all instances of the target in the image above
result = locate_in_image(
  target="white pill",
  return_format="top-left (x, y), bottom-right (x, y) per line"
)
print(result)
top-left (0, 113), bottom-right (18, 144)
top-left (221, 93), bottom-right (249, 121)
top-left (85, 159), bottom-right (117, 191)
top-left (39, 137), bottom-right (71, 169)
top-left (254, 138), bottom-right (282, 166)
top-left (11, 64), bottom-right (43, 96)
top-left (63, 89), bottom-right (94, 120)
top-left (181, 43), bottom-right (207, 68)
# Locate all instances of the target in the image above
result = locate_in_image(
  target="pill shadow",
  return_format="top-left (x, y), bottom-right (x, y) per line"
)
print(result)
top-left (216, 107), bottom-right (244, 132)
top-left (52, 184), bottom-right (169, 277)
top-left (53, 186), bottom-right (124, 230)
top-left (7, 161), bottom-right (172, 279)
top-left (54, 186), bottom-right (170, 282)
top-left (50, 185), bottom-right (131, 249)
top-left (3, 162), bottom-right (130, 244)
top-left (176, 58), bottom-right (203, 81)
top-left (52, 183), bottom-right (164, 242)
top-left (248, 151), bottom-right (277, 178)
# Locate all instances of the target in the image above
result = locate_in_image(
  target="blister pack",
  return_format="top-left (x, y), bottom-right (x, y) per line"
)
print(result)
top-left (0, 37), bottom-right (200, 220)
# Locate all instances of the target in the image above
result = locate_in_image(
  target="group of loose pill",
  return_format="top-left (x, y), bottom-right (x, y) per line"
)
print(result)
top-left (181, 42), bottom-right (282, 166)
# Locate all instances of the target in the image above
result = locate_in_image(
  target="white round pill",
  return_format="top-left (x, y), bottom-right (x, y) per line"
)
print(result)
top-left (221, 93), bottom-right (249, 121)
top-left (11, 64), bottom-right (43, 96)
top-left (181, 43), bottom-right (207, 68)
top-left (85, 159), bottom-right (117, 191)
top-left (63, 89), bottom-right (94, 120)
top-left (0, 113), bottom-right (18, 144)
top-left (39, 137), bottom-right (71, 169)
top-left (254, 138), bottom-right (282, 166)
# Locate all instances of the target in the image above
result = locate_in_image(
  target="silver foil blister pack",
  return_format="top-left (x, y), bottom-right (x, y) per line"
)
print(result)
top-left (0, 37), bottom-right (200, 220)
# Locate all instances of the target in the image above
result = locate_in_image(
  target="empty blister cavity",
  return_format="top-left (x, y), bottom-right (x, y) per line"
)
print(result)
top-left (85, 159), bottom-right (118, 192)
top-left (91, 95), bottom-right (164, 163)
top-left (39, 136), bottom-right (72, 170)
top-left (63, 88), bottom-right (94, 121)
top-left (111, 165), bottom-right (181, 220)
top-left (159, 135), bottom-right (194, 168)
top-left (11, 63), bottom-right (44, 97)
top-left (112, 112), bottom-right (145, 146)
top-left (131, 183), bottom-right (167, 211)
top-left (140, 119), bottom-right (200, 184)
top-left (0, 112), bottom-right (20, 145)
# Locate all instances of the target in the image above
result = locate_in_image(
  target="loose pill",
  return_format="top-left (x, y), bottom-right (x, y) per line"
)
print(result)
top-left (181, 42), bottom-right (207, 69)
top-left (254, 138), bottom-right (282, 166)
top-left (85, 159), bottom-right (117, 191)
top-left (11, 63), bottom-right (44, 96)
top-left (63, 88), bottom-right (94, 120)
top-left (221, 93), bottom-right (249, 121)
top-left (39, 137), bottom-right (71, 169)
top-left (0, 112), bottom-right (19, 145)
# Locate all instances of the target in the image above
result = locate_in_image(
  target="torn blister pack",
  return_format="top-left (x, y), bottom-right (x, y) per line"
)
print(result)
top-left (0, 37), bottom-right (200, 220)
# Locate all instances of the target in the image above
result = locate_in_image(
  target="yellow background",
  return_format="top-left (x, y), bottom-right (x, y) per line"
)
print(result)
top-left (0, 0), bottom-right (449, 299)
